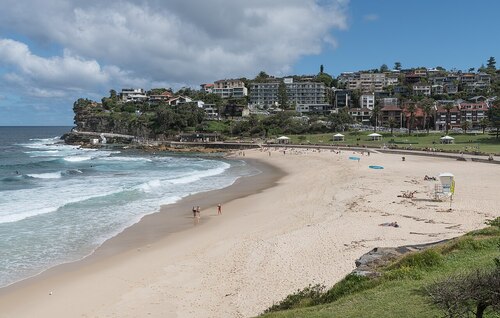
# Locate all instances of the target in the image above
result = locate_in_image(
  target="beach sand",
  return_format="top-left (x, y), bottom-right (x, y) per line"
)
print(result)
top-left (0, 149), bottom-right (498, 318)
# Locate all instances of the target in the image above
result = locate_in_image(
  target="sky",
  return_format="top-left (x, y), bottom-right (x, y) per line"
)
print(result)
top-left (0, 0), bottom-right (498, 126)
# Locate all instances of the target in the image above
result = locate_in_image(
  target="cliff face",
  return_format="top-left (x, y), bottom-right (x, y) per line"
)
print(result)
top-left (71, 98), bottom-right (155, 138)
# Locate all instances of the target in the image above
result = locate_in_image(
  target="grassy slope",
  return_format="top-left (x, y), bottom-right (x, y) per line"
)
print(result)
top-left (259, 227), bottom-right (500, 318)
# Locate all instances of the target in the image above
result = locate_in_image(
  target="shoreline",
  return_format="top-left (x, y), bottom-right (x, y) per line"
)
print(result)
top-left (0, 156), bottom-right (285, 293)
top-left (0, 148), bottom-right (498, 317)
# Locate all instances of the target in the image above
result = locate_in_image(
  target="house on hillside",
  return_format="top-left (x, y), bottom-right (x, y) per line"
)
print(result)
top-left (120, 88), bottom-right (147, 102)
top-left (149, 91), bottom-right (174, 102)
top-left (167, 96), bottom-right (193, 106)
top-left (413, 83), bottom-right (431, 96)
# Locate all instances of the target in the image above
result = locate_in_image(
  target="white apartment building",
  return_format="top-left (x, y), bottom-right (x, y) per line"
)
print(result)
top-left (348, 73), bottom-right (386, 93)
top-left (250, 79), bottom-right (327, 106)
top-left (359, 94), bottom-right (375, 110)
top-left (212, 79), bottom-right (248, 98)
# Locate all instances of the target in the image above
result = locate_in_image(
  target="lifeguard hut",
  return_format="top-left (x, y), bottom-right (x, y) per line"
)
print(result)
top-left (434, 172), bottom-right (455, 201)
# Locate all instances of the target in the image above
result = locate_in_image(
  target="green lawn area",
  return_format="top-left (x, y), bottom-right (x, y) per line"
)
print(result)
top-left (259, 225), bottom-right (500, 318)
top-left (287, 131), bottom-right (500, 155)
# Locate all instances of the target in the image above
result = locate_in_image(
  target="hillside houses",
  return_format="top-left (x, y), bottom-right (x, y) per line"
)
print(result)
top-left (107, 61), bottom-right (497, 132)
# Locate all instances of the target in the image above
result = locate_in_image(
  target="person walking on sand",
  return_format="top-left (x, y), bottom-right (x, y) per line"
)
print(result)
top-left (196, 206), bottom-right (201, 218)
top-left (217, 203), bottom-right (222, 215)
top-left (192, 206), bottom-right (197, 218)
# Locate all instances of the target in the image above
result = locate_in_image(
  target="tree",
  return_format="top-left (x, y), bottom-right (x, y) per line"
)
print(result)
top-left (388, 117), bottom-right (397, 136)
top-left (254, 71), bottom-right (270, 83)
top-left (380, 64), bottom-right (389, 73)
top-left (320, 64), bottom-right (324, 74)
top-left (109, 89), bottom-right (117, 100)
top-left (328, 108), bottom-right (353, 132)
top-left (405, 103), bottom-right (417, 135)
top-left (443, 103), bottom-right (455, 135)
top-left (489, 102), bottom-right (500, 139)
top-left (486, 56), bottom-right (496, 72)
top-left (425, 267), bottom-right (500, 318)
top-left (371, 103), bottom-right (382, 132)
top-left (479, 118), bottom-right (490, 134)
top-left (420, 97), bottom-right (434, 133)
top-left (316, 72), bottom-right (334, 88)
top-left (461, 120), bottom-right (471, 134)
top-left (278, 81), bottom-right (288, 109)
top-left (394, 62), bottom-right (402, 71)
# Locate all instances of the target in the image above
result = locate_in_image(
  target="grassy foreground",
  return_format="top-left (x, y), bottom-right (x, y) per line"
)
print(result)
top-left (258, 221), bottom-right (500, 318)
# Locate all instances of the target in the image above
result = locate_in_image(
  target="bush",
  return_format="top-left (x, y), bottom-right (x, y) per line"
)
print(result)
top-left (388, 250), bottom-right (443, 271)
top-left (440, 236), bottom-right (489, 254)
top-left (263, 284), bottom-right (326, 313)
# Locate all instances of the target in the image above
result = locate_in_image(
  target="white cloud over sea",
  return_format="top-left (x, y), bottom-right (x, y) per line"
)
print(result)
top-left (0, 0), bottom-right (348, 110)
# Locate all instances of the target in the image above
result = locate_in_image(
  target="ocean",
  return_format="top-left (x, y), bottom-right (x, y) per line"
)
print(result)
top-left (0, 126), bottom-right (258, 288)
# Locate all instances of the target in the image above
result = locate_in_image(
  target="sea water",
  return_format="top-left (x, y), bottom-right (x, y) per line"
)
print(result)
top-left (0, 127), bottom-right (258, 287)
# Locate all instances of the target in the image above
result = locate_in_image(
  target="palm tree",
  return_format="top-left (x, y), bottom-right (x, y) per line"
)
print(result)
top-left (405, 103), bottom-right (417, 135)
top-left (388, 117), bottom-right (397, 136)
top-left (420, 97), bottom-right (434, 133)
top-left (442, 104), bottom-right (455, 135)
top-left (372, 103), bottom-right (382, 132)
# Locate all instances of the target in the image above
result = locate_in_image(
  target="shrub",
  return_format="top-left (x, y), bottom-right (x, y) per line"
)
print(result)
top-left (440, 236), bottom-right (489, 254)
top-left (388, 249), bottom-right (443, 271)
top-left (263, 284), bottom-right (326, 313)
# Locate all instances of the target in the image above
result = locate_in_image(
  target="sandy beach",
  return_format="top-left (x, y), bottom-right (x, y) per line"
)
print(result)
top-left (0, 148), bottom-right (498, 318)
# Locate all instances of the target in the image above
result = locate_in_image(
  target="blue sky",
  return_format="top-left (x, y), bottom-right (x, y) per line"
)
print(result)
top-left (0, 0), bottom-right (498, 126)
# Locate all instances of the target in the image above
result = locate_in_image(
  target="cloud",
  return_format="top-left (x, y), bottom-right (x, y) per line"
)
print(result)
top-left (363, 14), bottom-right (379, 22)
top-left (0, 0), bottom-right (349, 124)
top-left (0, 0), bottom-right (348, 86)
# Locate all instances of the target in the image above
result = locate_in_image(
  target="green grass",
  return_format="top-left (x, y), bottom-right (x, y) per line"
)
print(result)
top-left (285, 131), bottom-right (500, 155)
top-left (258, 223), bottom-right (500, 318)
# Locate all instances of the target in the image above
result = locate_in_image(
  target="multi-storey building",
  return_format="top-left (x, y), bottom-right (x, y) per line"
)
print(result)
top-left (359, 93), bottom-right (375, 109)
top-left (348, 107), bottom-right (372, 125)
top-left (249, 82), bottom-right (280, 106)
top-left (348, 73), bottom-right (386, 93)
top-left (286, 79), bottom-right (327, 105)
top-left (250, 79), bottom-right (327, 106)
top-left (333, 89), bottom-right (351, 108)
top-left (459, 102), bottom-right (489, 128)
top-left (212, 79), bottom-right (248, 98)
top-left (200, 83), bottom-right (214, 93)
top-left (380, 105), bottom-right (403, 128)
top-left (435, 102), bottom-right (461, 130)
top-left (413, 83), bottom-right (431, 96)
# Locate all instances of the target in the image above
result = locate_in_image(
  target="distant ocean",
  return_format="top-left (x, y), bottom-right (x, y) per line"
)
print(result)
top-left (0, 126), bottom-right (258, 287)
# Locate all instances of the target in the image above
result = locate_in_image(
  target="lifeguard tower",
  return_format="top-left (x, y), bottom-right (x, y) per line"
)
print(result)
top-left (434, 172), bottom-right (455, 201)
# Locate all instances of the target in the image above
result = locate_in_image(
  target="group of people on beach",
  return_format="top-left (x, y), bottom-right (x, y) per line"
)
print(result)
top-left (192, 204), bottom-right (222, 222)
